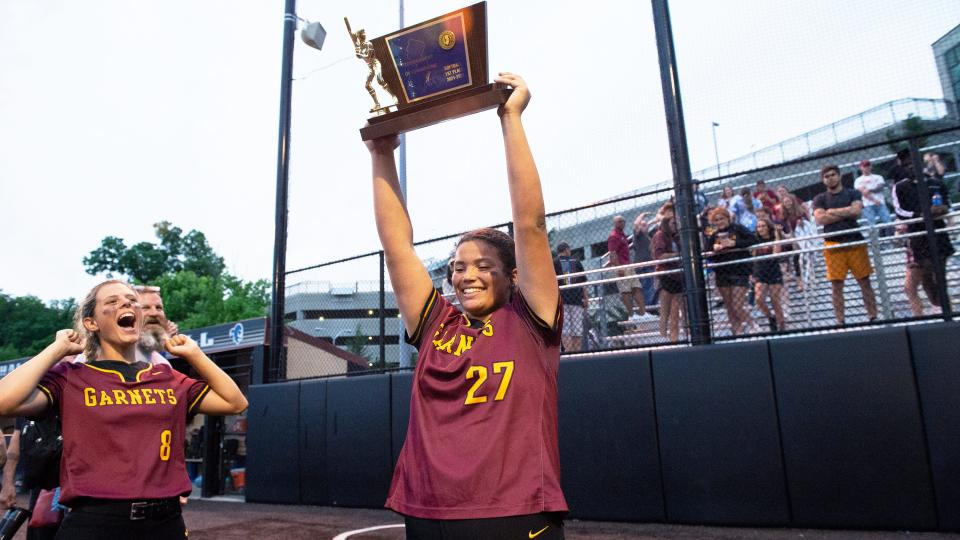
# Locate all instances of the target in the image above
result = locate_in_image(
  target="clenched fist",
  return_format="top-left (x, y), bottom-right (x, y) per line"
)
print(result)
top-left (164, 334), bottom-right (201, 358)
top-left (54, 329), bottom-right (85, 357)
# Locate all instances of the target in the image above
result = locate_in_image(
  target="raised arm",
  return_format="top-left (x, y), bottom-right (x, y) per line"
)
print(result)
top-left (0, 330), bottom-right (82, 417)
top-left (496, 73), bottom-right (558, 324)
top-left (367, 135), bottom-right (434, 337)
top-left (165, 335), bottom-right (248, 415)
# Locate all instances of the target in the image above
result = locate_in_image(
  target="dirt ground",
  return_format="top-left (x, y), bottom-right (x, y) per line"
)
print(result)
top-left (10, 497), bottom-right (960, 539)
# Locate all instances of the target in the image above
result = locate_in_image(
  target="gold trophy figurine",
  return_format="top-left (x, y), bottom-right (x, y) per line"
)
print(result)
top-left (345, 17), bottom-right (396, 114)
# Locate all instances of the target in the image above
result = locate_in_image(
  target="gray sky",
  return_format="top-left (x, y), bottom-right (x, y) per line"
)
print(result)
top-left (1, 0), bottom-right (958, 302)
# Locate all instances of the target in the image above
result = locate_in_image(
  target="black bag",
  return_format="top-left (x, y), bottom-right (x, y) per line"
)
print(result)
top-left (19, 416), bottom-right (62, 490)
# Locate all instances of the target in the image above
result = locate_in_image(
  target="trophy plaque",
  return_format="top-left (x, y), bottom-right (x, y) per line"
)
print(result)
top-left (347, 2), bottom-right (511, 141)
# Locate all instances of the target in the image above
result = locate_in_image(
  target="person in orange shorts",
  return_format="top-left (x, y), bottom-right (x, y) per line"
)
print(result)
top-left (812, 164), bottom-right (878, 325)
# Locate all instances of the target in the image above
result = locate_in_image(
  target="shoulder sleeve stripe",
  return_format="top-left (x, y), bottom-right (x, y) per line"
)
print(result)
top-left (407, 289), bottom-right (439, 346)
top-left (188, 385), bottom-right (211, 414)
top-left (518, 289), bottom-right (561, 331)
top-left (37, 384), bottom-right (54, 406)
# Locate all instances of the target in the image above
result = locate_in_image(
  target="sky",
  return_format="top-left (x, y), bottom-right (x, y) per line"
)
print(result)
top-left (1, 0), bottom-right (958, 303)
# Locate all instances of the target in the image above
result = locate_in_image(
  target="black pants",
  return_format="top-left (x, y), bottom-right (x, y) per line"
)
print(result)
top-left (405, 513), bottom-right (564, 540)
top-left (54, 508), bottom-right (186, 540)
top-left (919, 257), bottom-right (948, 307)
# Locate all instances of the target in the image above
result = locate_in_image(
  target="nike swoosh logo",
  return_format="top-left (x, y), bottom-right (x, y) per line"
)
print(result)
top-left (152, 372), bottom-right (163, 375)
top-left (529, 525), bottom-right (550, 539)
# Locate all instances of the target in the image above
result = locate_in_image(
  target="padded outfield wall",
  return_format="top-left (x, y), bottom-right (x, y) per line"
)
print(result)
top-left (245, 323), bottom-right (960, 531)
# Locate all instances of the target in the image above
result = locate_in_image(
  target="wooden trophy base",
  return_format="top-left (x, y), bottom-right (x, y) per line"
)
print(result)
top-left (359, 83), bottom-right (512, 141)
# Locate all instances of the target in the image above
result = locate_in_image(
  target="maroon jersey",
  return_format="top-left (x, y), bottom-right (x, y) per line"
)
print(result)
top-left (386, 289), bottom-right (568, 519)
top-left (38, 360), bottom-right (209, 504)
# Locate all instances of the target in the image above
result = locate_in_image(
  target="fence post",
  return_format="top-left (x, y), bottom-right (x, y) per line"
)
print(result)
top-left (379, 250), bottom-right (387, 369)
top-left (650, 0), bottom-right (711, 345)
top-left (868, 225), bottom-right (893, 320)
top-left (908, 138), bottom-right (953, 321)
top-left (594, 283), bottom-right (608, 350)
top-left (268, 0), bottom-right (298, 386)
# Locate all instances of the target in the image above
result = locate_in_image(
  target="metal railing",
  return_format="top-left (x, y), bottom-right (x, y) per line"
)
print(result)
top-left (563, 208), bottom-right (960, 352)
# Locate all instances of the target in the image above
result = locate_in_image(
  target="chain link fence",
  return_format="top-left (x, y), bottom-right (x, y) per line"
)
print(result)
top-left (274, 124), bottom-right (960, 381)
top-left (268, 0), bottom-right (960, 380)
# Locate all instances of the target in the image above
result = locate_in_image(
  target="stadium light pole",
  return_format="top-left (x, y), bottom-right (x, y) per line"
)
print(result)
top-left (269, 1), bottom-right (326, 382)
top-left (651, 0), bottom-right (711, 345)
top-left (711, 121), bottom-right (721, 178)
top-left (396, 0), bottom-right (417, 369)
top-left (268, 0), bottom-right (297, 384)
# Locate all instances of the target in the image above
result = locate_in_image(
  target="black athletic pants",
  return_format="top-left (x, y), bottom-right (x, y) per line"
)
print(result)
top-left (54, 508), bottom-right (186, 540)
top-left (404, 512), bottom-right (564, 540)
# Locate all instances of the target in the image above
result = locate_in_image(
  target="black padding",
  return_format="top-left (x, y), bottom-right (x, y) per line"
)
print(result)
top-left (652, 342), bottom-right (789, 526)
top-left (770, 328), bottom-right (937, 529)
top-left (299, 379), bottom-right (329, 505)
top-left (909, 322), bottom-right (960, 531)
top-left (326, 374), bottom-right (393, 507)
top-left (558, 352), bottom-right (664, 521)
top-left (390, 371), bottom-right (413, 465)
top-left (245, 381), bottom-right (301, 503)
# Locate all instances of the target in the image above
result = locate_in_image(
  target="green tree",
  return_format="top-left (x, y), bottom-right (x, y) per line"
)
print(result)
top-left (344, 323), bottom-right (375, 364)
top-left (83, 221), bottom-right (225, 283)
top-left (152, 272), bottom-right (269, 330)
top-left (84, 222), bottom-right (266, 330)
top-left (0, 292), bottom-right (76, 361)
top-left (885, 114), bottom-right (928, 153)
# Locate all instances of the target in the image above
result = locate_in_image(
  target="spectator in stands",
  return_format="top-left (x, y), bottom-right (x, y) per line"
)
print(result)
top-left (925, 152), bottom-right (947, 180)
top-left (752, 218), bottom-right (787, 331)
top-left (646, 202), bottom-right (674, 239)
top-left (775, 185), bottom-right (810, 219)
top-left (554, 242), bottom-right (588, 352)
top-left (813, 164), bottom-right (878, 325)
top-left (755, 207), bottom-right (785, 231)
top-left (891, 149), bottom-right (955, 312)
top-left (733, 187), bottom-right (760, 232)
top-left (717, 185), bottom-right (736, 210)
top-left (754, 180), bottom-right (779, 211)
top-left (651, 211), bottom-right (684, 341)
top-left (692, 182), bottom-right (709, 215)
top-left (633, 213), bottom-right (659, 310)
top-left (854, 159), bottom-right (892, 236)
top-left (888, 148), bottom-right (946, 185)
top-left (441, 250), bottom-right (457, 298)
top-left (608, 215), bottom-right (646, 321)
top-left (777, 192), bottom-right (812, 292)
top-left (756, 207), bottom-right (796, 297)
top-left (895, 222), bottom-right (936, 317)
top-left (889, 148), bottom-right (912, 184)
top-left (706, 207), bottom-right (758, 335)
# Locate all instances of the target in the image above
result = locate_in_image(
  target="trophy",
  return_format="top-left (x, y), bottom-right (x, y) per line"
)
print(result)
top-left (347, 2), bottom-right (512, 141)
top-left (345, 18), bottom-right (396, 114)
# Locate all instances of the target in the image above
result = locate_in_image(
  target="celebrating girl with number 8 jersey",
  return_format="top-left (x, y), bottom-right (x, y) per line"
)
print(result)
top-left (0, 279), bottom-right (248, 539)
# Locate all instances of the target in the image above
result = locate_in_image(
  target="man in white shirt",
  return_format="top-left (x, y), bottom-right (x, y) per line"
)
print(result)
top-left (854, 159), bottom-right (892, 236)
